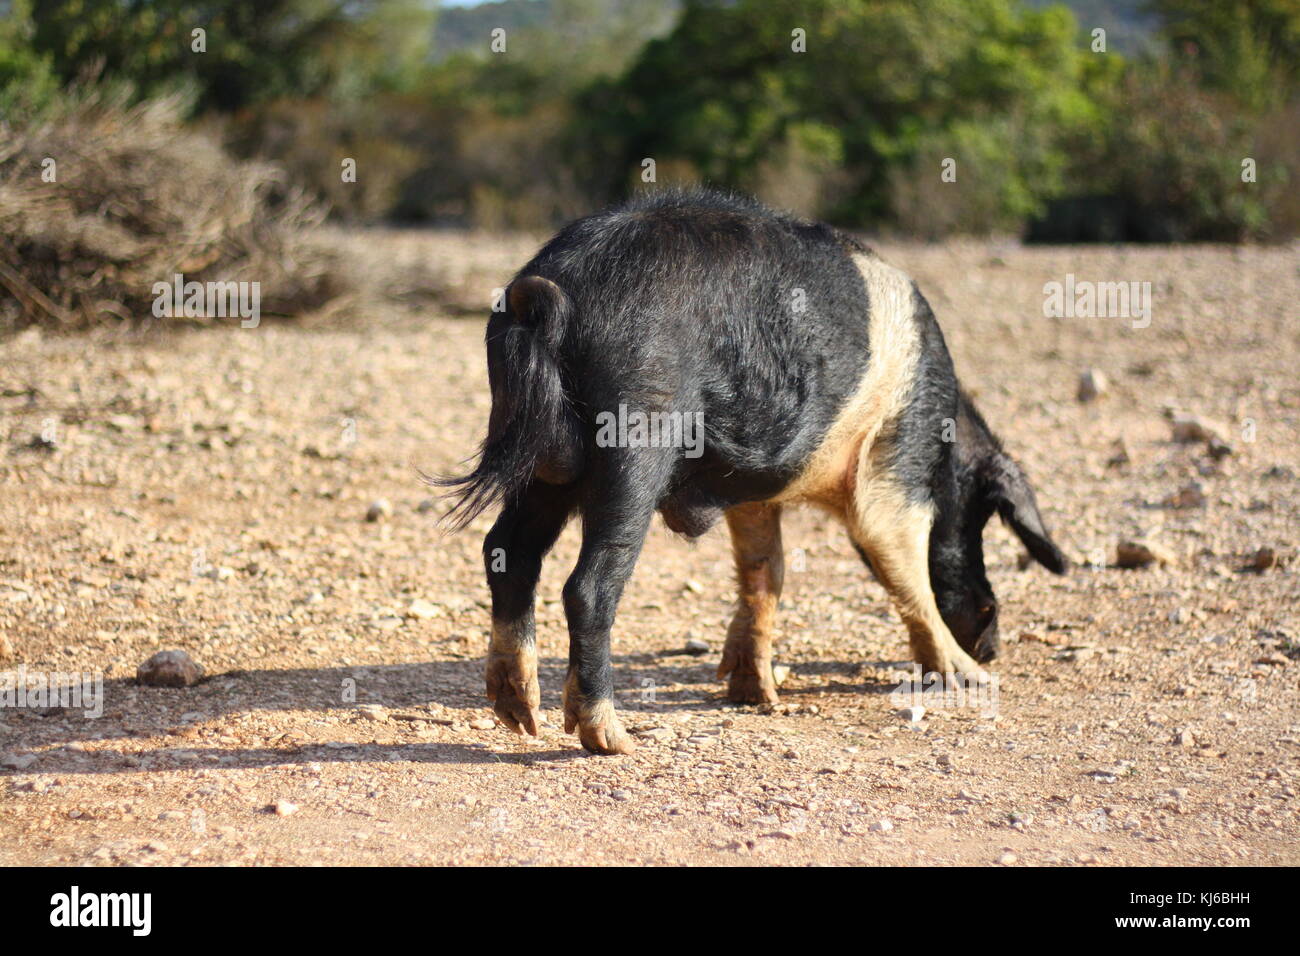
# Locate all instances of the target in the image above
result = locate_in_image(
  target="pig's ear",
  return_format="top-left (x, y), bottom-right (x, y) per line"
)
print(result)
top-left (990, 453), bottom-right (1069, 574)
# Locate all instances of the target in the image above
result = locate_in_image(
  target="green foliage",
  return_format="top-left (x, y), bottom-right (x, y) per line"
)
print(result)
top-left (1150, 0), bottom-right (1300, 110)
top-left (24, 0), bottom-right (434, 113)
top-left (1, 0), bottom-right (1295, 238)
top-left (0, 0), bottom-right (60, 119)
top-left (582, 0), bottom-right (1109, 229)
top-left (1089, 59), bottom-right (1282, 240)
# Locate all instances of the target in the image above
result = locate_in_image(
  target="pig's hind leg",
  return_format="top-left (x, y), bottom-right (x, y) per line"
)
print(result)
top-left (483, 481), bottom-right (576, 736)
top-left (561, 459), bottom-right (666, 754)
top-left (718, 502), bottom-right (785, 705)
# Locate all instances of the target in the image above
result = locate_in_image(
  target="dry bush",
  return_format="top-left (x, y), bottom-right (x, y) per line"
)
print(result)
top-left (0, 89), bottom-right (349, 332)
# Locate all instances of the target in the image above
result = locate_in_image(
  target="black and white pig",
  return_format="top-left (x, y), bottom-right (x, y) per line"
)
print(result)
top-left (439, 189), bottom-right (1068, 754)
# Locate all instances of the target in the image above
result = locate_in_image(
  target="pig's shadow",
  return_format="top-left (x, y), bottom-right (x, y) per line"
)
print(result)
top-left (0, 652), bottom-right (904, 775)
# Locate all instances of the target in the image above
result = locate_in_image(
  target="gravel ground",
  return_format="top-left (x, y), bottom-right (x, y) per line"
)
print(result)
top-left (1, 233), bottom-right (1297, 866)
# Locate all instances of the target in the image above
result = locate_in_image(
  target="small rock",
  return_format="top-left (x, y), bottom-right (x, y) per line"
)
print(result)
top-left (899, 705), bottom-right (926, 723)
top-left (870, 819), bottom-right (894, 832)
top-left (1077, 368), bottom-right (1107, 403)
top-left (683, 579), bottom-right (705, 595)
top-left (136, 650), bottom-right (204, 688)
top-left (634, 726), bottom-right (675, 744)
top-left (1253, 653), bottom-right (1289, 667)
top-left (1, 753), bottom-right (36, 770)
top-left (365, 499), bottom-right (393, 522)
top-left (1115, 539), bottom-right (1177, 569)
top-left (998, 851), bottom-right (1018, 865)
top-left (272, 800), bottom-right (298, 816)
top-left (772, 665), bottom-right (791, 686)
top-left (684, 638), bottom-right (709, 656)
top-left (1174, 729), bottom-right (1196, 748)
top-left (0, 633), bottom-right (13, 662)
top-left (1106, 438), bottom-right (1131, 469)
top-left (1206, 437), bottom-right (1234, 460)
top-left (1247, 547), bottom-right (1279, 572)
top-left (1171, 413), bottom-right (1227, 444)
top-left (405, 599), bottom-right (441, 620)
top-left (1163, 482), bottom-right (1206, 509)
top-left (469, 718), bottom-right (496, 731)
top-left (357, 704), bottom-right (387, 722)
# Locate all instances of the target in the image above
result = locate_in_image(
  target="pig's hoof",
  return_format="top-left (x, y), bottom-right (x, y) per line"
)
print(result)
top-left (564, 696), bottom-right (635, 755)
top-left (485, 650), bottom-right (541, 737)
top-left (718, 647), bottom-right (779, 705)
top-left (918, 647), bottom-right (989, 684)
top-left (724, 668), bottom-right (779, 705)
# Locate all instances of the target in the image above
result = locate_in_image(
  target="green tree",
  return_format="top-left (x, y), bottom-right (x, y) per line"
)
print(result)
top-left (582, 0), bottom-right (1109, 229)
top-left (25, 0), bottom-right (434, 113)
top-left (0, 0), bottom-right (60, 118)
top-left (1150, 0), bottom-right (1300, 110)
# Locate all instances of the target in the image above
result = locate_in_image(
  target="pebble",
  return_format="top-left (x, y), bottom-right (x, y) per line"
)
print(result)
top-left (870, 819), bottom-right (894, 832)
top-left (1171, 413), bottom-right (1226, 444)
top-left (1, 753), bottom-right (36, 770)
top-left (635, 726), bottom-right (675, 744)
top-left (406, 599), bottom-right (441, 620)
top-left (1248, 547), bottom-right (1279, 571)
top-left (1077, 368), bottom-right (1107, 403)
top-left (272, 800), bottom-right (298, 816)
top-left (1207, 437), bottom-right (1234, 460)
top-left (899, 706), bottom-right (926, 723)
top-left (1163, 482), bottom-right (1206, 509)
top-left (684, 638), bottom-right (709, 655)
top-left (763, 829), bottom-right (800, 840)
top-left (0, 633), bottom-right (13, 662)
top-left (1253, 653), bottom-right (1288, 667)
top-left (136, 650), bottom-right (204, 688)
top-left (365, 499), bottom-right (393, 522)
top-left (1115, 539), bottom-right (1177, 569)
top-left (998, 851), bottom-right (1018, 865)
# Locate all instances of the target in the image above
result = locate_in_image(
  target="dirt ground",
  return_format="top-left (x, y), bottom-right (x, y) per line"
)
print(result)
top-left (1, 233), bottom-right (1297, 866)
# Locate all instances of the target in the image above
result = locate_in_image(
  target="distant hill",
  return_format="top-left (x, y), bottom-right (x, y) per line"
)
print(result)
top-left (432, 1), bottom-right (1162, 62)
top-left (432, 0), bottom-right (680, 63)
top-left (1026, 0), bottom-right (1161, 56)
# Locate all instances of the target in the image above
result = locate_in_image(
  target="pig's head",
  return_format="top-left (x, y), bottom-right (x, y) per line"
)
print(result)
top-left (930, 391), bottom-right (1069, 663)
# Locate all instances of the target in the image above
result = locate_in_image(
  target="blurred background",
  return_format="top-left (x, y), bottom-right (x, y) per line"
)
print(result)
top-left (0, 0), bottom-right (1297, 328)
